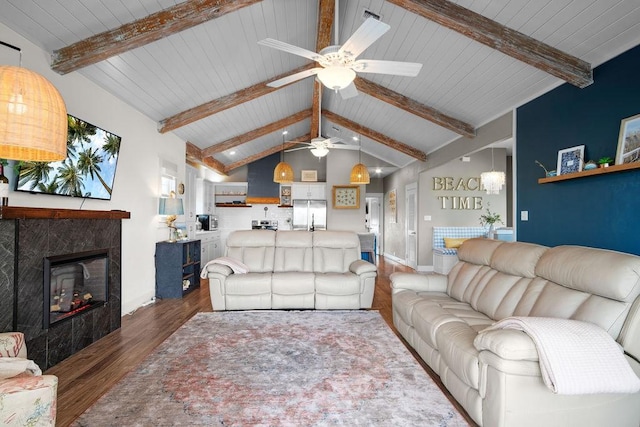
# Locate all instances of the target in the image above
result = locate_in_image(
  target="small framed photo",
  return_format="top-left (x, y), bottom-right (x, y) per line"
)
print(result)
top-left (556, 145), bottom-right (585, 175)
top-left (332, 185), bottom-right (360, 209)
top-left (616, 113), bottom-right (640, 165)
top-left (301, 170), bottom-right (317, 182)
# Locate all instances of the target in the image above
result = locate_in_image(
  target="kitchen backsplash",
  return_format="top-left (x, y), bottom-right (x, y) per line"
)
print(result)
top-left (216, 204), bottom-right (293, 232)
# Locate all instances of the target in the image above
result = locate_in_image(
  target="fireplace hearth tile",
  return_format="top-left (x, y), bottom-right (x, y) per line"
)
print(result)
top-left (2, 214), bottom-right (124, 369)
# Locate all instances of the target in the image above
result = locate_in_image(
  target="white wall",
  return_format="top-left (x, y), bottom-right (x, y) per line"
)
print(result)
top-left (325, 150), bottom-right (367, 232)
top-left (1, 24), bottom-right (186, 314)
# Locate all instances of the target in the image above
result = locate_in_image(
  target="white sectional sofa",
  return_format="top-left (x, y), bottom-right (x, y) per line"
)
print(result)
top-left (205, 230), bottom-right (377, 310)
top-left (391, 238), bottom-right (640, 427)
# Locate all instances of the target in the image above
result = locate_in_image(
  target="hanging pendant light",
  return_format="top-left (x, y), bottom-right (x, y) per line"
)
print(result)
top-left (273, 130), bottom-right (294, 184)
top-left (0, 42), bottom-right (67, 162)
top-left (350, 136), bottom-right (370, 185)
top-left (480, 147), bottom-right (506, 195)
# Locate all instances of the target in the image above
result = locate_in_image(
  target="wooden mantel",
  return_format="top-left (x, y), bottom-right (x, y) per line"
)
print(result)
top-left (1, 206), bottom-right (131, 220)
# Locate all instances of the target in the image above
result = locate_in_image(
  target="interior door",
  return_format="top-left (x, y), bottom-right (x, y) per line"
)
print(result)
top-left (405, 183), bottom-right (418, 269)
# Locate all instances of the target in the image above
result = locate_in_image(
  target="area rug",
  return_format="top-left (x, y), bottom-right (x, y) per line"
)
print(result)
top-left (72, 311), bottom-right (468, 426)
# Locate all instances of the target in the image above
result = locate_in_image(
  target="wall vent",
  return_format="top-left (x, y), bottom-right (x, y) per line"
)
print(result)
top-left (362, 9), bottom-right (381, 21)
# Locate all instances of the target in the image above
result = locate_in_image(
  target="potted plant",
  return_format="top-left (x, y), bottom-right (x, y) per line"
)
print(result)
top-left (479, 206), bottom-right (504, 238)
top-left (598, 156), bottom-right (614, 168)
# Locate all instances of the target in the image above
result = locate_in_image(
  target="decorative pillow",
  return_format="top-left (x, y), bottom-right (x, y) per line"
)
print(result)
top-left (444, 237), bottom-right (468, 249)
top-left (211, 257), bottom-right (249, 274)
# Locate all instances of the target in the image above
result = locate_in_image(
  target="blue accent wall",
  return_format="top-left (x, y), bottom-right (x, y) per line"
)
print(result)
top-left (516, 45), bottom-right (640, 255)
top-left (247, 152), bottom-right (280, 198)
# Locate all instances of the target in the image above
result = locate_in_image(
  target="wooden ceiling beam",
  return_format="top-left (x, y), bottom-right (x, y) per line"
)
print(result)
top-left (202, 109), bottom-right (312, 157)
top-left (322, 110), bottom-right (427, 162)
top-left (310, 0), bottom-right (335, 139)
top-left (389, 0), bottom-right (593, 88)
top-left (159, 63), bottom-right (316, 133)
top-left (185, 142), bottom-right (227, 176)
top-left (51, 0), bottom-right (262, 74)
top-left (224, 134), bottom-right (311, 171)
top-left (354, 77), bottom-right (475, 138)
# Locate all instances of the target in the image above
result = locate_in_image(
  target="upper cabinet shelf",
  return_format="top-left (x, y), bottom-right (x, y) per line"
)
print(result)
top-left (538, 162), bottom-right (640, 184)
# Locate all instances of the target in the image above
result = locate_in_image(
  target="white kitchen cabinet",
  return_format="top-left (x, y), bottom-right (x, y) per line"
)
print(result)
top-left (291, 183), bottom-right (326, 200)
top-left (197, 231), bottom-right (221, 265)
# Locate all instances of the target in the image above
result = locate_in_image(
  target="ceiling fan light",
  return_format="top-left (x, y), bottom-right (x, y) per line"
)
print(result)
top-left (350, 163), bottom-right (370, 185)
top-left (480, 170), bottom-right (505, 194)
top-left (317, 67), bottom-right (356, 91)
top-left (273, 161), bottom-right (294, 184)
top-left (0, 65), bottom-right (67, 161)
top-left (310, 147), bottom-right (329, 158)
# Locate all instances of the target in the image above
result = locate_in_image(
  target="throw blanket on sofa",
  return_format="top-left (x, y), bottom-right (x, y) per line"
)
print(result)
top-left (483, 317), bottom-right (640, 395)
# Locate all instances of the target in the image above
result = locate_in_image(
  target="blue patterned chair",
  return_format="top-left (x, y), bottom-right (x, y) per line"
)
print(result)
top-left (432, 227), bottom-right (487, 274)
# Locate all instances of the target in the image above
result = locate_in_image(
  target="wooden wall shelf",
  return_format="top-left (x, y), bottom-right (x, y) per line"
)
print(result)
top-left (538, 162), bottom-right (640, 184)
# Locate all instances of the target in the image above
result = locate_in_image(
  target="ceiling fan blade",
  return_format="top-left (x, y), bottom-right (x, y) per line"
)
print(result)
top-left (330, 144), bottom-right (359, 150)
top-left (339, 17), bottom-right (390, 59)
top-left (339, 82), bottom-right (358, 99)
top-left (267, 68), bottom-right (323, 88)
top-left (258, 38), bottom-right (321, 61)
top-left (285, 146), bottom-right (311, 152)
top-left (352, 59), bottom-right (422, 76)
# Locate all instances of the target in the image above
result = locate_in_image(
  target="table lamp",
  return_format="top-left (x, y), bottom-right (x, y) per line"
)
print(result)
top-left (159, 193), bottom-right (184, 242)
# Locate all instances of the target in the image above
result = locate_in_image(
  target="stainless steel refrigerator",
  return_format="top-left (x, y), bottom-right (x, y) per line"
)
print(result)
top-left (293, 199), bottom-right (327, 231)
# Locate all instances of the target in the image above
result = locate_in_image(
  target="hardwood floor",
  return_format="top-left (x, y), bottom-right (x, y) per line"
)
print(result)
top-left (46, 256), bottom-right (475, 426)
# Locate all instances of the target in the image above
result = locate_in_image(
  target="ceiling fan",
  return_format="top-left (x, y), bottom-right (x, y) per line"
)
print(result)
top-left (258, 1), bottom-right (422, 99)
top-left (285, 86), bottom-right (358, 158)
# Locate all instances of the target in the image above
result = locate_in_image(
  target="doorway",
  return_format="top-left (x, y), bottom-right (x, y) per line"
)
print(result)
top-left (365, 194), bottom-right (383, 255)
top-left (405, 183), bottom-right (417, 269)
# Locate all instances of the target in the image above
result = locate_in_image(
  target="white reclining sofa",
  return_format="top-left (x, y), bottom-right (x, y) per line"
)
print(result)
top-left (391, 238), bottom-right (640, 427)
top-left (205, 230), bottom-right (377, 310)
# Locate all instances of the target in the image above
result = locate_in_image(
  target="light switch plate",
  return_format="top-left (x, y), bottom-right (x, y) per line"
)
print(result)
top-left (424, 215), bottom-right (432, 221)
top-left (521, 211), bottom-right (529, 221)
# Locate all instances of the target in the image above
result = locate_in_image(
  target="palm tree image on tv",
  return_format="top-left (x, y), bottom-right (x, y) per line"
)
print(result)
top-left (17, 115), bottom-right (122, 200)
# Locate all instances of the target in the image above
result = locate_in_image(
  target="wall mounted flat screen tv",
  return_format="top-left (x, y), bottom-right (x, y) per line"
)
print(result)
top-left (15, 114), bottom-right (122, 200)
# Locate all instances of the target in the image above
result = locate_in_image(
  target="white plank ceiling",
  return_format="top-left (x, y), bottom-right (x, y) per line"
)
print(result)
top-left (2, 0), bottom-right (640, 176)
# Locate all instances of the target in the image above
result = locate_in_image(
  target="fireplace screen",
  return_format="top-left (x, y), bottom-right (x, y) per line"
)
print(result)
top-left (44, 249), bottom-right (109, 328)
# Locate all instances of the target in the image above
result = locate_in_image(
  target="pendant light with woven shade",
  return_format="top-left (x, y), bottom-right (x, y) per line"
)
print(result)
top-left (273, 130), bottom-right (294, 184)
top-left (350, 136), bottom-right (370, 185)
top-left (0, 42), bottom-right (67, 162)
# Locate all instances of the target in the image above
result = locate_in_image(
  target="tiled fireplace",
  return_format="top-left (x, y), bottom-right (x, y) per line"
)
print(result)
top-left (0, 207), bottom-right (129, 370)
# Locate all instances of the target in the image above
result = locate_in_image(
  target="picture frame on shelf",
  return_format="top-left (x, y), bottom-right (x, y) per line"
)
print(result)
top-left (332, 185), bottom-right (360, 209)
top-left (556, 145), bottom-right (585, 175)
top-left (616, 113), bottom-right (640, 165)
top-left (301, 170), bottom-right (318, 182)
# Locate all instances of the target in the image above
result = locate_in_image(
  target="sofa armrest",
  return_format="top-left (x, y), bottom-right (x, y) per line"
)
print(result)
top-left (349, 259), bottom-right (377, 275)
top-left (0, 375), bottom-right (58, 426)
top-left (390, 272), bottom-right (448, 293)
top-left (204, 263), bottom-right (233, 277)
top-left (474, 329), bottom-right (539, 361)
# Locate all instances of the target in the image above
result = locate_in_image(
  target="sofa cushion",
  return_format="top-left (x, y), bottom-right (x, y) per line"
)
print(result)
top-left (274, 231), bottom-right (313, 272)
top-left (436, 321), bottom-right (483, 390)
top-left (457, 238), bottom-right (503, 266)
top-left (226, 230), bottom-right (276, 273)
top-left (225, 273), bottom-right (271, 296)
top-left (490, 241), bottom-right (548, 278)
top-left (272, 272), bottom-right (315, 309)
top-left (536, 245), bottom-right (640, 303)
top-left (312, 231), bottom-right (361, 273)
top-left (315, 273), bottom-right (360, 295)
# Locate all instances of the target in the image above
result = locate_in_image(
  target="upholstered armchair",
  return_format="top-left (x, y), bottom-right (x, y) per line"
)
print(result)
top-left (0, 332), bottom-right (58, 426)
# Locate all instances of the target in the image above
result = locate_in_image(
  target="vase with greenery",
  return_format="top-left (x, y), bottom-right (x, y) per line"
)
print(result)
top-left (479, 206), bottom-right (503, 238)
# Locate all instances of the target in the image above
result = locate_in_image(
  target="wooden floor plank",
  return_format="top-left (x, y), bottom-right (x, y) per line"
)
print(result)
top-left (46, 256), bottom-right (476, 426)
